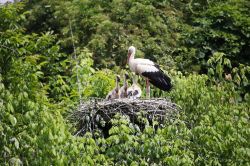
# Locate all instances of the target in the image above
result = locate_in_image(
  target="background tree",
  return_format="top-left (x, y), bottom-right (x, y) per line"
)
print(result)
top-left (0, 0), bottom-right (249, 165)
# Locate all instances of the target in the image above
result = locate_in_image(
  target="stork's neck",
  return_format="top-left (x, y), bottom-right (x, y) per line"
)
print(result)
top-left (123, 77), bottom-right (127, 87)
top-left (133, 76), bottom-right (137, 84)
top-left (116, 79), bottom-right (119, 89)
top-left (128, 52), bottom-right (135, 63)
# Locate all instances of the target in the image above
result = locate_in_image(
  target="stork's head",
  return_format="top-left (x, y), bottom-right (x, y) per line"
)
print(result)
top-left (124, 73), bottom-right (129, 80)
top-left (116, 75), bottom-right (121, 82)
top-left (127, 46), bottom-right (136, 64)
top-left (128, 46), bottom-right (136, 54)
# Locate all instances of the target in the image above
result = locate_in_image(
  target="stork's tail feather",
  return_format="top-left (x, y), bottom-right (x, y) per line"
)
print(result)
top-left (142, 71), bottom-right (172, 91)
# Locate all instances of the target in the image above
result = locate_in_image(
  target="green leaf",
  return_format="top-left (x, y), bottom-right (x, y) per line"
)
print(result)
top-left (8, 114), bottom-right (17, 126)
top-left (9, 157), bottom-right (22, 165)
top-left (4, 146), bottom-right (11, 154)
top-left (7, 102), bottom-right (14, 113)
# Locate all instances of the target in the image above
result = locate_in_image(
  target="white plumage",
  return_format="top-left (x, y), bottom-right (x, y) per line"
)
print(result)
top-left (136, 64), bottom-right (159, 74)
top-left (127, 46), bottom-right (172, 98)
top-left (127, 75), bottom-right (141, 99)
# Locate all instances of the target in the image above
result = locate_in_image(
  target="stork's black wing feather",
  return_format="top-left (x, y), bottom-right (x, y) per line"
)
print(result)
top-left (142, 70), bottom-right (172, 91)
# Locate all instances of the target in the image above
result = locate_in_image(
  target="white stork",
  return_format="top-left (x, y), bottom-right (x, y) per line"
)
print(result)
top-left (127, 46), bottom-right (172, 98)
top-left (127, 74), bottom-right (142, 99)
top-left (106, 75), bottom-right (121, 100)
top-left (119, 73), bottom-right (129, 98)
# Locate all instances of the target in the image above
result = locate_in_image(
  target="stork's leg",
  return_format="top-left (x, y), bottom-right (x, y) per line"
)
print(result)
top-left (146, 78), bottom-right (150, 98)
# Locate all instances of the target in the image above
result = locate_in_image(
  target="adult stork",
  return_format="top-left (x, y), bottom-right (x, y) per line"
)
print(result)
top-left (127, 74), bottom-right (142, 99)
top-left (119, 73), bottom-right (129, 98)
top-left (127, 46), bottom-right (172, 98)
top-left (106, 75), bottom-right (121, 100)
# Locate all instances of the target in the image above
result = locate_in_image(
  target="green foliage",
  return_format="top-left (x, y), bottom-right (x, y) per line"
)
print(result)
top-left (169, 72), bottom-right (250, 165)
top-left (207, 52), bottom-right (250, 95)
top-left (1, 0), bottom-right (250, 165)
top-left (0, 3), bottom-right (109, 165)
top-left (105, 114), bottom-right (194, 165)
top-left (177, 0), bottom-right (250, 73)
top-left (83, 70), bottom-right (115, 98)
top-left (24, 0), bottom-right (182, 68)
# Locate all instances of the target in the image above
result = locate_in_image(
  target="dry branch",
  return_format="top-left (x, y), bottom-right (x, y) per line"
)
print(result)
top-left (71, 98), bottom-right (181, 137)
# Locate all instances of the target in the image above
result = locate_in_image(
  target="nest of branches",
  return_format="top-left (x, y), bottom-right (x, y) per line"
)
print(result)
top-left (71, 98), bottom-right (181, 137)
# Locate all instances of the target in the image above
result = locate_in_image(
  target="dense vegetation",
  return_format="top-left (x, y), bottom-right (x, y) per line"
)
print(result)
top-left (0, 0), bottom-right (249, 165)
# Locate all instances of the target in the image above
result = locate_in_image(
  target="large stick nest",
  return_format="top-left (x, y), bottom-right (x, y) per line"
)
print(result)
top-left (71, 98), bottom-right (181, 137)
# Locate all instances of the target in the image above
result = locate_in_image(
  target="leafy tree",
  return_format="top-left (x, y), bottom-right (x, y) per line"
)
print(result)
top-left (24, 0), bottom-right (182, 68)
top-left (176, 0), bottom-right (250, 73)
top-left (0, 3), bottom-right (110, 165)
top-left (1, 0), bottom-right (250, 165)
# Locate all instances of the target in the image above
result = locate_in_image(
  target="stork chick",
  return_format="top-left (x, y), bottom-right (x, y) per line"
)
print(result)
top-left (127, 75), bottom-right (142, 99)
top-left (106, 75), bottom-right (121, 100)
top-left (119, 73), bottom-right (129, 98)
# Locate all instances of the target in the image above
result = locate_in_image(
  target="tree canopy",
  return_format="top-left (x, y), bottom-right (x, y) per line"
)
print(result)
top-left (0, 0), bottom-right (249, 165)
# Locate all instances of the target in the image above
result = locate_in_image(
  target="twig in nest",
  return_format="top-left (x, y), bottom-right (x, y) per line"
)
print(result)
top-left (70, 98), bottom-right (181, 137)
